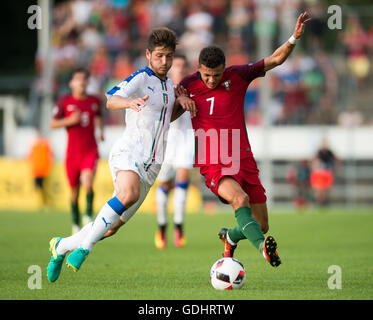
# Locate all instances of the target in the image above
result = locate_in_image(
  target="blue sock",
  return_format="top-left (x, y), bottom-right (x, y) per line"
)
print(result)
top-left (107, 196), bottom-right (127, 216)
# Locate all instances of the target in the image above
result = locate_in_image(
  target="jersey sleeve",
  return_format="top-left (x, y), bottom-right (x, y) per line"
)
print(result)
top-left (52, 96), bottom-right (66, 119)
top-left (106, 72), bottom-right (143, 99)
top-left (231, 59), bottom-right (266, 83)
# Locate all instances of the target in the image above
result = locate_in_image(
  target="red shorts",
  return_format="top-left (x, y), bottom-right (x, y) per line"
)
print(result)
top-left (199, 157), bottom-right (267, 204)
top-left (310, 169), bottom-right (334, 190)
top-left (65, 151), bottom-right (99, 188)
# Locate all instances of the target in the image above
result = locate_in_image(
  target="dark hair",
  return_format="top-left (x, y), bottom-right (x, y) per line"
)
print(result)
top-left (147, 27), bottom-right (178, 52)
top-left (69, 68), bottom-right (90, 81)
top-left (198, 46), bottom-right (225, 68)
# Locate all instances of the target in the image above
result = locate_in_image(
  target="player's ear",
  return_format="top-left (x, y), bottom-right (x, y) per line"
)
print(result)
top-left (145, 49), bottom-right (151, 60)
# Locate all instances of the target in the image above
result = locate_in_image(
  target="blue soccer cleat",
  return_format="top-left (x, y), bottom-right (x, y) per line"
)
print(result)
top-left (47, 237), bottom-right (65, 282)
top-left (66, 247), bottom-right (90, 272)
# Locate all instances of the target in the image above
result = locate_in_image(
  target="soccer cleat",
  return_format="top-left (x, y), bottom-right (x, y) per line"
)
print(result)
top-left (66, 247), bottom-right (89, 272)
top-left (47, 237), bottom-right (65, 282)
top-left (174, 228), bottom-right (186, 248)
top-left (218, 228), bottom-right (237, 258)
top-left (154, 229), bottom-right (167, 250)
top-left (262, 235), bottom-right (281, 267)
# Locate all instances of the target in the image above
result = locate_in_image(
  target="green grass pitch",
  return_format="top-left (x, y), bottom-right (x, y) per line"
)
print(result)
top-left (0, 208), bottom-right (372, 300)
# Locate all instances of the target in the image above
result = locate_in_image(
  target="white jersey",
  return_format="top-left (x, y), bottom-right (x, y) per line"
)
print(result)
top-left (106, 66), bottom-right (175, 185)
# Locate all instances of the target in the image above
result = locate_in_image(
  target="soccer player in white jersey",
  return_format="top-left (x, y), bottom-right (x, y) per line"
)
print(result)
top-left (47, 27), bottom-right (196, 282)
top-left (154, 53), bottom-right (195, 249)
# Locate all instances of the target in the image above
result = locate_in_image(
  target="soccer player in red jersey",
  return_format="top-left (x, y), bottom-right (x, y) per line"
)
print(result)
top-left (178, 12), bottom-right (310, 267)
top-left (51, 68), bottom-right (104, 234)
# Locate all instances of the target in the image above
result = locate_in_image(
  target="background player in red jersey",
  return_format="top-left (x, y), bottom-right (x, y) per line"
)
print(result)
top-left (178, 12), bottom-right (311, 267)
top-left (51, 68), bottom-right (104, 234)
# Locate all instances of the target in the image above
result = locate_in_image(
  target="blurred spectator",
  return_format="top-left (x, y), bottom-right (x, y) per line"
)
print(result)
top-left (315, 95), bottom-right (337, 125)
top-left (342, 14), bottom-right (371, 85)
top-left (31, 0), bottom-right (371, 128)
top-left (80, 24), bottom-right (103, 52)
top-left (166, 3), bottom-right (185, 37)
top-left (226, 35), bottom-right (249, 66)
top-left (226, 0), bottom-right (250, 37)
top-left (310, 137), bottom-right (341, 206)
top-left (274, 57), bottom-right (309, 124)
top-left (89, 46), bottom-right (111, 80)
top-left (286, 159), bottom-right (311, 209)
top-left (206, 0), bottom-right (228, 41)
top-left (113, 52), bottom-right (135, 80)
top-left (28, 130), bottom-right (53, 209)
top-left (179, 3), bottom-right (214, 68)
top-left (303, 0), bottom-right (327, 50)
top-left (71, 0), bottom-right (93, 27)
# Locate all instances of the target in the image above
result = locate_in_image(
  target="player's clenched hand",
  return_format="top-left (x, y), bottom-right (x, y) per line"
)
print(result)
top-left (178, 95), bottom-right (197, 118)
top-left (293, 12), bottom-right (311, 39)
top-left (129, 95), bottom-right (149, 112)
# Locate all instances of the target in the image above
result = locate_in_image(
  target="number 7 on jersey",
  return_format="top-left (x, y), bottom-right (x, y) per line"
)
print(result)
top-left (206, 97), bottom-right (215, 115)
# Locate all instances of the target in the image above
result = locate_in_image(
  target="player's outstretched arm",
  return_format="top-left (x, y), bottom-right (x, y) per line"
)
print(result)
top-left (264, 12), bottom-right (311, 72)
top-left (106, 94), bottom-right (149, 112)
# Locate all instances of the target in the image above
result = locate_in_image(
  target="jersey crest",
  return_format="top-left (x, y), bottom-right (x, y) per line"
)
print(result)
top-left (221, 80), bottom-right (231, 91)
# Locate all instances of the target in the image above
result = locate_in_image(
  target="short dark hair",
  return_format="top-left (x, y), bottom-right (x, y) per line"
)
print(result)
top-left (147, 27), bottom-right (178, 52)
top-left (198, 46), bottom-right (225, 68)
top-left (69, 68), bottom-right (90, 81)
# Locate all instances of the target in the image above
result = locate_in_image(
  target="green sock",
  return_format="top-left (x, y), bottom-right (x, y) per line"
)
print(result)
top-left (71, 201), bottom-right (80, 226)
top-left (227, 225), bottom-right (246, 243)
top-left (230, 206), bottom-right (264, 252)
top-left (86, 192), bottom-right (94, 218)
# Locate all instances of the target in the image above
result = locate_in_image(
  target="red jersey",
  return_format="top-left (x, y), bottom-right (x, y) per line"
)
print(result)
top-left (180, 60), bottom-right (266, 168)
top-left (52, 94), bottom-right (102, 156)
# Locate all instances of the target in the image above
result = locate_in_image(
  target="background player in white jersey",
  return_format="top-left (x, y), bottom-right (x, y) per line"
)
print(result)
top-left (155, 54), bottom-right (195, 249)
top-left (47, 27), bottom-right (196, 282)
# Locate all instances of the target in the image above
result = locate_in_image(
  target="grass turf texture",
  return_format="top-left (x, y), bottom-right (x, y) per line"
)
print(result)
top-left (0, 208), bottom-right (372, 300)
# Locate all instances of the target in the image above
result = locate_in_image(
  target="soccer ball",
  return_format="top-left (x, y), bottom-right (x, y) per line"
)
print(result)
top-left (210, 257), bottom-right (246, 290)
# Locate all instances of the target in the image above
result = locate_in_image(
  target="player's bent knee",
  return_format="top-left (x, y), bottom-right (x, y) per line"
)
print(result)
top-left (116, 189), bottom-right (140, 207)
top-left (232, 193), bottom-right (250, 209)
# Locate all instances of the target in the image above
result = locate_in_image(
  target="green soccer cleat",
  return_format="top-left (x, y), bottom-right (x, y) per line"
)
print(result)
top-left (47, 237), bottom-right (65, 282)
top-left (66, 247), bottom-right (89, 272)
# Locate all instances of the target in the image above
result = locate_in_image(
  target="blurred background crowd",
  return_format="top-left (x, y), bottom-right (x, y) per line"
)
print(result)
top-left (29, 0), bottom-right (373, 127)
top-left (1, 0), bottom-right (372, 209)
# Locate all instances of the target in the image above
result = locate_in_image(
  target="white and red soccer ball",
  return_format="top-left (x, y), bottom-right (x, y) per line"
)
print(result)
top-left (210, 257), bottom-right (246, 290)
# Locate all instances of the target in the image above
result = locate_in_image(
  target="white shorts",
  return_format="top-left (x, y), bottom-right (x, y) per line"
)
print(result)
top-left (108, 138), bottom-right (160, 222)
top-left (109, 137), bottom-right (161, 186)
